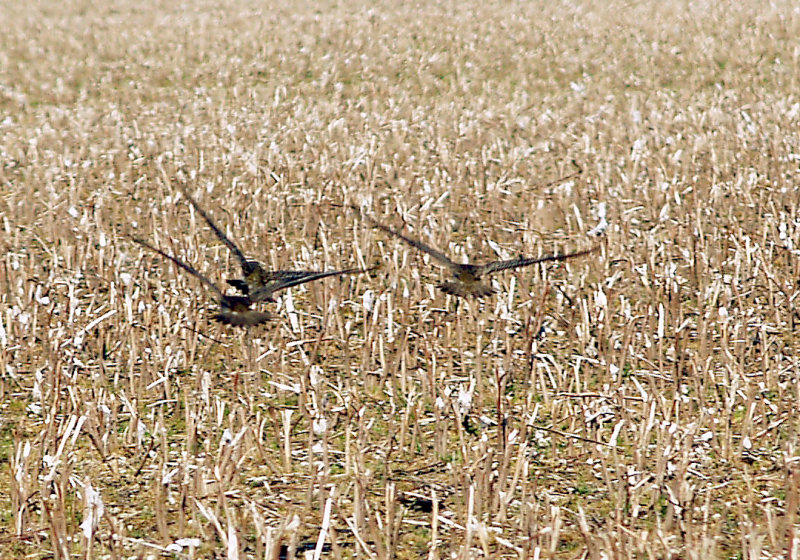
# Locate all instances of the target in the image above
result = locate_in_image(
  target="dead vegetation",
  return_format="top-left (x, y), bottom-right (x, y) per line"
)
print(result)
top-left (2, 0), bottom-right (800, 558)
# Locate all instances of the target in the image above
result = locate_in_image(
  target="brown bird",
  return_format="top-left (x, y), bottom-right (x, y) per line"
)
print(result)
top-left (177, 185), bottom-right (372, 302)
top-left (363, 214), bottom-right (598, 298)
top-left (132, 237), bottom-right (271, 327)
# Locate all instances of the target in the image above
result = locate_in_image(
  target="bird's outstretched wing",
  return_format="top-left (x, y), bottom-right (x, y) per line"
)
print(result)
top-left (176, 185), bottom-right (256, 276)
top-left (366, 217), bottom-right (457, 270)
top-left (250, 266), bottom-right (376, 302)
top-left (132, 236), bottom-right (224, 299)
top-left (265, 270), bottom-right (337, 284)
top-left (479, 246), bottom-right (598, 276)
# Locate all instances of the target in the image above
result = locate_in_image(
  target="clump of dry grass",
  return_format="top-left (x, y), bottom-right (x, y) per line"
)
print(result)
top-left (2, 0), bottom-right (800, 558)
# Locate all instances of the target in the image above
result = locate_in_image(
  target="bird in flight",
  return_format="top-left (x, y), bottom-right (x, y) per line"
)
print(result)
top-left (176, 185), bottom-right (373, 302)
top-left (132, 237), bottom-right (272, 327)
top-left (362, 213), bottom-right (598, 298)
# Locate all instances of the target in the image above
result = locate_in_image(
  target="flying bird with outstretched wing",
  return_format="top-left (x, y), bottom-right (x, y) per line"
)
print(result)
top-left (132, 237), bottom-right (271, 327)
top-left (177, 185), bottom-right (373, 301)
top-left (362, 212), bottom-right (598, 298)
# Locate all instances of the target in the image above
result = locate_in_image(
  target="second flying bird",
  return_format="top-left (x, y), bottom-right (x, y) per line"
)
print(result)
top-left (359, 209), bottom-right (598, 298)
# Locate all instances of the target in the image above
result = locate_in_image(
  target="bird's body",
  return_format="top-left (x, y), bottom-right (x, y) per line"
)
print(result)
top-left (364, 214), bottom-right (597, 298)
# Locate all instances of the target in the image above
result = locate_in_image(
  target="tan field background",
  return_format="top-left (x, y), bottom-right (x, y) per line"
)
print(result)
top-left (2, 0), bottom-right (800, 558)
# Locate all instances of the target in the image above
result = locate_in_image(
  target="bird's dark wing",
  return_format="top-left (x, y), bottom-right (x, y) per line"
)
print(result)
top-left (262, 270), bottom-right (335, 283)
top-left (132, 236), bottom-right (224, 299)
top-left (478, 246), bottom-right (598, 275)
top-left (250, 266), bottom-right (375, 302)
top-left (367, 218), bottom-right (457, 270)
top-left (176, 185), bottom-right (254, 276)
top-left (239, 270), bottom-right (330, 300)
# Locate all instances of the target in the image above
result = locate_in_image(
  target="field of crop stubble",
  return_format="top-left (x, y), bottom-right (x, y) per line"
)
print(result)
top-left (2, 0), bottom-right (800, 558)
